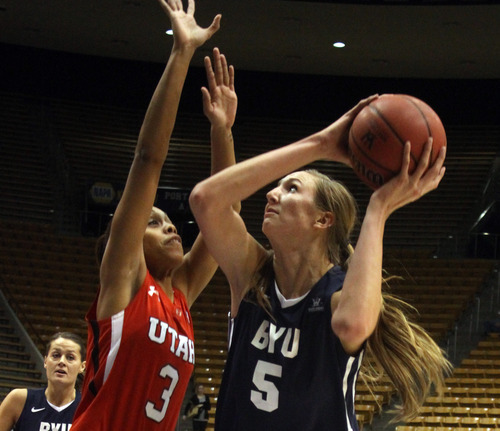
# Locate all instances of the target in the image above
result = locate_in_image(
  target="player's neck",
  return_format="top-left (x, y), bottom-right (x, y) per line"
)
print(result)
top-left (153, 276), bottom-right (175, 303)
top-left (45, 386), bottom-right (76, 407)
top-left (273, 253), bottom-right (333, 299)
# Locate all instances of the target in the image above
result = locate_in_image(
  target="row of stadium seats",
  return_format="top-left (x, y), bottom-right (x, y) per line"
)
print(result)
top-left (1, 91), bottom-right (499, 430)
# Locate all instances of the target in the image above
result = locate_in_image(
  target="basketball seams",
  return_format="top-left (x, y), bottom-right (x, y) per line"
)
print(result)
top-left (370, 101), bottom-right (419, 166)
top-left (349, 129), bottom-right (398, 176)
top-left (402, 95), bottom-right (434, 161)
top-left (402, 96), bottom-right (432, 136)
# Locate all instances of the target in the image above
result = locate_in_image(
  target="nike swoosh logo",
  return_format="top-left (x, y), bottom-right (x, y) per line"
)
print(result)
top-left (31, 407), bottom-right (46, 413)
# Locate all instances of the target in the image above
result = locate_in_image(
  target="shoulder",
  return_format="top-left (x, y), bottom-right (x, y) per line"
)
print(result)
top-left (312, 266), bottom-right (345, 302)
top-left (5, 388), bottom-right (28, 405)
top-left (93, 270), bottom-right (152, 321)
top-left (326, 266), bottom-right (345, 313)
top-left (325, 266), bottom-right (346, 290)
top-left (0, 388), bottom-right (28, 424)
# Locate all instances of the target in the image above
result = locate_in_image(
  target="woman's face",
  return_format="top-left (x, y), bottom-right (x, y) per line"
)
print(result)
top-left (262, 171), bottom-right (322, 240)
top-left (143, 207), bottom-right (184, 270)
top-left (44, 337), bottom-right (85, 387)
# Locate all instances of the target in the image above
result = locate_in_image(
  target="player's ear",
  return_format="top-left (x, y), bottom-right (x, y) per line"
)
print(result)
top-left (315, 211), bottom-right (334, 229)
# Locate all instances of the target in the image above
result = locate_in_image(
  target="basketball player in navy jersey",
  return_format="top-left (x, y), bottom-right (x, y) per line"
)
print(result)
top-left (0, 332), bottom-right (85, 431)
top-left (190, 100), bottom-right (450, 429)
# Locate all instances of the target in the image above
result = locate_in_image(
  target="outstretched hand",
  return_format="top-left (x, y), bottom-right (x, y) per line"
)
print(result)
top-left (202, 48), bottom-right (237, 129)
top-left (319, 94), bottom-right (378, 165)
top-left (372, 138), bottom-right (446, 219)
top-left (158, 0), bottom-right (221, 50)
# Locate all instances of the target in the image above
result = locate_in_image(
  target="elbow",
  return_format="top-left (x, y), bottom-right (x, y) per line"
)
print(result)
top-left (189, 182), bottom-right (213, 220)
top-left (331, 315), bottom-right (376, 352)
top-left (135, 144), bottom-right (166, 168)
top-left (190, 179), bottom-right (238, 226)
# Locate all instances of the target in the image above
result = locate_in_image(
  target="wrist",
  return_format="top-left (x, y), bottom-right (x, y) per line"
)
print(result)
top-left (211, 123), bottom-right (233, 132)
top-left (366, 192), bottom-right (392, 222)
top-left (211, 124), bottom-right (233, 142)
top-left (170, 42), bottom-right (197, 59)
top-left (317, 122), bottom-right (350, 163)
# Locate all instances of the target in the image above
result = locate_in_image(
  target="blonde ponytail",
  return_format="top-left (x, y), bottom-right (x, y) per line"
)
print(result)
top-left (362, 288), bottom-right (453, 421)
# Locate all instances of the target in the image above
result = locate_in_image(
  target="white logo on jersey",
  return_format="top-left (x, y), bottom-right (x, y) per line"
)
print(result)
top-left (148, 285), bottom-right (160, 301)
top-left (308, 297), bottom-right (324, 312)
top-left (39, 423), bottom-right (71, 430)
top-left (148, 317), bottom-right (195, 364)
top-left (31, 407), bottom-right (45, 413)
top-left (251, 320), bottom-right (300, 358)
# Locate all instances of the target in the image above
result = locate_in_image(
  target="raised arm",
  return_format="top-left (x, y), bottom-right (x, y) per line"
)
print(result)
top-left (331, 139), bottom-right (447, 355)
top-left (202, 48), bottom-right (238, 176)
top-left (189, 96), bottom-right (376, 308)
top-left (97, 0), bottom-right (220, 319)
top-left (179, 47), bottom-right (239, 306)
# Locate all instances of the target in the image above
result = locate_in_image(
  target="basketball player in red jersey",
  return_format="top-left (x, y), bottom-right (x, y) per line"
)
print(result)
top-left (71, 1), bottom-right (238, 430)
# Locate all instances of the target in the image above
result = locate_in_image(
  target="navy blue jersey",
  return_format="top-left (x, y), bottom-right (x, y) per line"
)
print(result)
top-left (14, 388), bottom-right (81, 431)
top-left (215, 266), bottom-right (363, 431)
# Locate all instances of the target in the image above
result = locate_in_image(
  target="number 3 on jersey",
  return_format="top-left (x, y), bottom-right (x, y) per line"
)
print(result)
top-left (251, 360), bottom-right (282, 412)
top-left (145, 364), bottom-right (179, 422)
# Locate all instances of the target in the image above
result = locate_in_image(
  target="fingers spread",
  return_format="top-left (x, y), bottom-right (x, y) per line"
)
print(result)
top-left (208, 14), bottom-right (222, 36)
top-left (204, 55), bottom-right (216, 91)
top-left (187, 0), bottom-right (195, 15)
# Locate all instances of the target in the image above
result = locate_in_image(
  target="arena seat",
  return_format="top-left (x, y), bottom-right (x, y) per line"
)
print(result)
top-left (2, 91), bottom-right (500, 431)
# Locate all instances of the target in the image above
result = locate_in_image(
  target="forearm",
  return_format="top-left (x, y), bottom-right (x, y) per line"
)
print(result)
top-left (137, 46), bottom-right (195, 163)
top-left (210, 124), bottom-right (241, 213)
top-left (191, 132), bottom-right (326, 214)
top-left (331, 195), bottom-right (388, 344)
top-left (210, 125), bottom-right (236, 174)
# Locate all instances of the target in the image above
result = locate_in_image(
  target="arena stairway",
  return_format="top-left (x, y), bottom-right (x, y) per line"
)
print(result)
top-left (0, 293), bottom-right (45, 401)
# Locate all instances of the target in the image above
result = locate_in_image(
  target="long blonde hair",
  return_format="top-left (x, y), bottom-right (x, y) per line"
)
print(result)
top-left (365, 291), bottom-right (452, 421)
top-left (250, 169), bottom-right (451, 420)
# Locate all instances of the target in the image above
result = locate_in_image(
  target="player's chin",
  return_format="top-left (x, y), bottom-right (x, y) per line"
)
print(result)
top-left (163, 240), bottom-right (184, 255)
top-left (53, 372), bottom-right (69, 381)
top-left (166, 248), bottom-right (184, 265)
top-left (261, 219), bottom-right (278, 238)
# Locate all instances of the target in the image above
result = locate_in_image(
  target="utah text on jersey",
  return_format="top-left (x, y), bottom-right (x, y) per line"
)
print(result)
top-left (148, 317), bottom-right (195, 364)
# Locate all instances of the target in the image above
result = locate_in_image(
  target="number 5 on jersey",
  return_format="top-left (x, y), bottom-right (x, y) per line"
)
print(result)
top-left (251, 360), bottom-right (282, 412)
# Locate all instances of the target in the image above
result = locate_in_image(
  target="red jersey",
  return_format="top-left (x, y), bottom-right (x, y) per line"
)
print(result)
top-left (72, 271), bottom-right (194, 430)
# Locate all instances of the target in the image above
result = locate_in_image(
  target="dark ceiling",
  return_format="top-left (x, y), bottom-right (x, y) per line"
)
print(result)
top-left (1, 0), bottom-right (499, 80)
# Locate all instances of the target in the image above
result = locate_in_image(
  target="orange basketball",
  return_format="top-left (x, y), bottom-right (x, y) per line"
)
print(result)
top-left (348, 94), bottom-right (446, 190)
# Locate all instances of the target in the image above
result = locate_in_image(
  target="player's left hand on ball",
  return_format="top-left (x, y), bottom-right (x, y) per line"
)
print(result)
top-left (373, 138), bottom-right (446, 216)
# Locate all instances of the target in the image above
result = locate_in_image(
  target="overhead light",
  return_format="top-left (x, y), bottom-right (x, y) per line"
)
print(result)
top-left (333, 42), bottom-right (345, 48)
